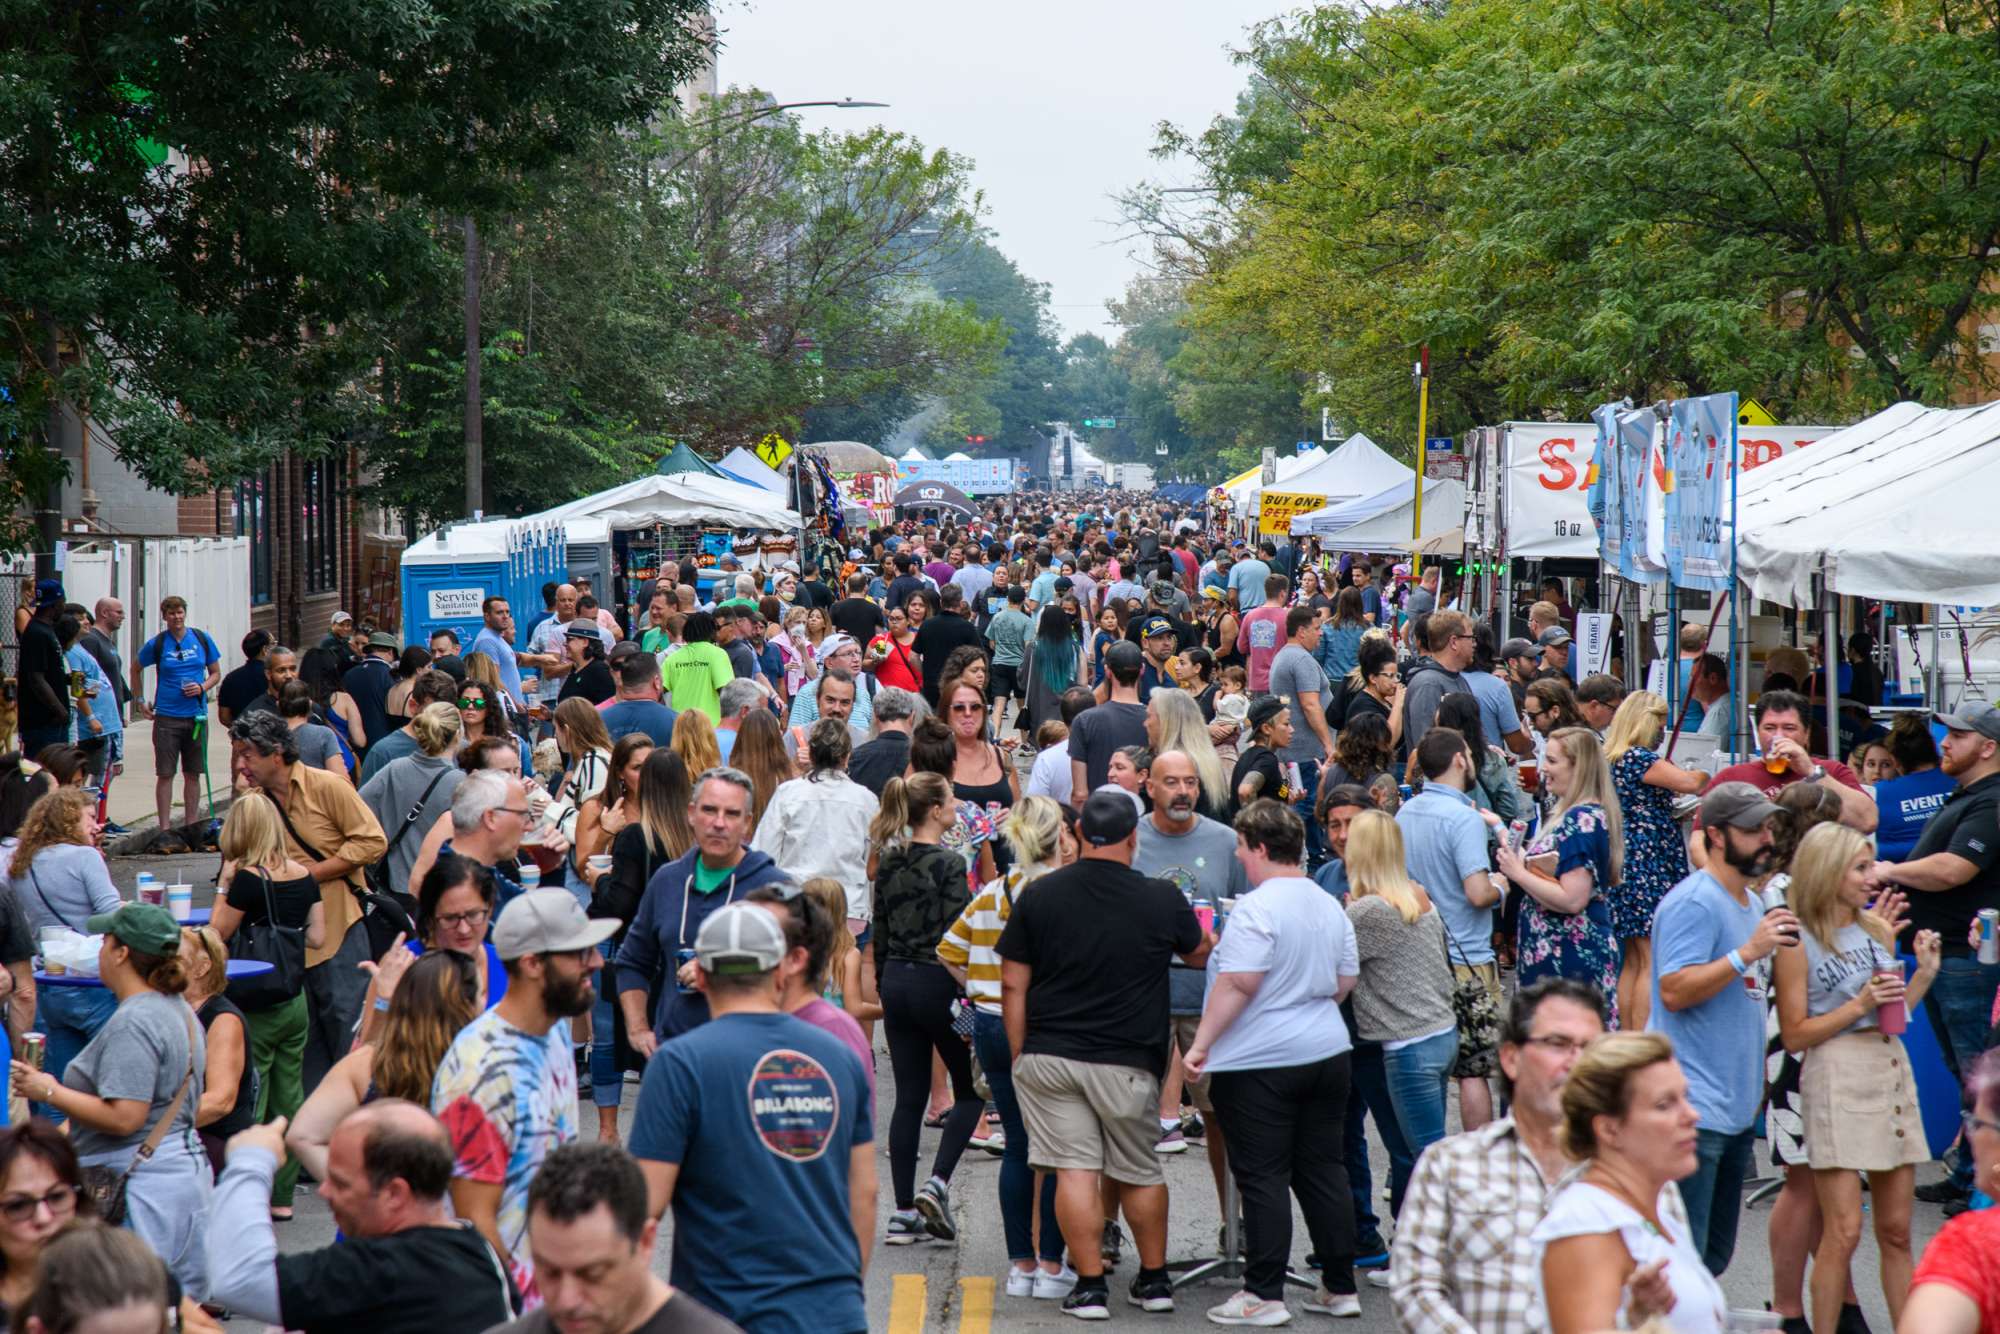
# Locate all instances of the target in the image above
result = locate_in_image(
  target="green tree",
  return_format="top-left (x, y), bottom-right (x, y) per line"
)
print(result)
top-left (1, 0), bottom-right (712, 552)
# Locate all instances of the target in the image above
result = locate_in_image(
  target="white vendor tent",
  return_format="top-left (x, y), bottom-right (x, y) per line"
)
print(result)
top-left (716, 447), bottom-right (789, 496)
top-left (1259, 434), bottom-right (1410, 504)
top-left (534, 471), bottom-right (801, 532)
top-left (899, 446), bottom-right (929, 462)
top-left (1223, 445), bottom-right (1327, 509)
top-left (1292, 476), bottom-right (1465, 551)
top-left (943, 450), bottom-right (973, 462)
top-left (1737, 399), bottom-right (2000, 607)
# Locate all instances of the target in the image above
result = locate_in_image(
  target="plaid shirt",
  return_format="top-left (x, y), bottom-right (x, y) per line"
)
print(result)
top-left (1389, 1117), bottom-right (1561, 1334)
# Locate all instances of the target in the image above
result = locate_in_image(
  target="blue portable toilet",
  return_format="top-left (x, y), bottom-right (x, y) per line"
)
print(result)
top-left (402, 516), bottom-right (610, 649)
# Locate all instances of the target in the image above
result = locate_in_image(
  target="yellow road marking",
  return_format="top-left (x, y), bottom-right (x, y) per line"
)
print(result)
top-left (887, 1272), bottom-right (927, 1334)
top-left (958, 1275), bottom-right (994, 1334)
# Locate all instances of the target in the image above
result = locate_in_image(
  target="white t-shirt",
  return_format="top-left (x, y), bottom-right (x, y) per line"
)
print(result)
top-left (1202, 875), bottom-right (1356, 1073)
top-left (1531, 1181), bottom-right (1725, 1334)
top-left (1024, 744), bottom-right (1073, 806)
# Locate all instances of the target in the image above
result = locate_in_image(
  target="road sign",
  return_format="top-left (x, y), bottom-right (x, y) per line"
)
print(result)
top-left (1424, 457), bottom-right (1468, 481)
top-left (1426, 436), bottom-right (1455, 455)
top-left (1737, 398), bottom-right (1777, 427)
top-left (752, 432), bottom-right (793, 469)
top-left (1296, 440), bottom-right (1314, 454)
top-left (1081, 418), bottom-right (1117, 428)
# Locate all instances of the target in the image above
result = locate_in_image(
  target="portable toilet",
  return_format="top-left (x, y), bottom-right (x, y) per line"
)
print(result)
top-left (401, 516), bottom-right (610, 649)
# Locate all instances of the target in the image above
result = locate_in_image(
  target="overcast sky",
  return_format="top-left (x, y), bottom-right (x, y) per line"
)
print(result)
top-left (710, 0), bottom-right (1272, 342)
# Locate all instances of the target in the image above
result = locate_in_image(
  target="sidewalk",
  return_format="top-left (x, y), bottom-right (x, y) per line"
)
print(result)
top-left (98, 715), bottom-right (236, 832)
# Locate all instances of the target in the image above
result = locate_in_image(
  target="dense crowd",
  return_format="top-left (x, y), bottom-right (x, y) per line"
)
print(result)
top-left (0, 489), bottom-right (1994, 1333)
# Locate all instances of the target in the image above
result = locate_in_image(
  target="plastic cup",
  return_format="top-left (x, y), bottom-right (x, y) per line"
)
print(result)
top-left (1875, 967), bottom-right (1907, 1035)
top-left (1193, 904), bottom-right (1215, 934)
top-left (1764, 754), bottom-right (1790, 775)
top-left (587, 853), bottom-right (614, 875)
top-left (167, 884), bottom-right (193, 923)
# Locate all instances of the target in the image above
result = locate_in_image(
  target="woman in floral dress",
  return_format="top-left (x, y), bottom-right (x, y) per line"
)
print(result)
top-left (1496, 726), bottom-right (1625, 1027)
top-left (1602, 691), bottom-right (1710, 1029)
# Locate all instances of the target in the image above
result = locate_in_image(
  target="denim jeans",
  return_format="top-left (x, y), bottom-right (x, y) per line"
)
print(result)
top-left (589, 939), bottom-right (624, 1109)
top-left (1344, 1039), bottom-right (1413, 1231)
top-left (1922, 955), bottom-right (2000, 1189)
top-left (971, 1010), bottom-right (1063, 1262)
top-left (33, 985), bottom-right (119, 1124)
top-left (1382, 1028), bottom-right (1458, 1160)
top-left (1679, 1125), bottom-right (1755, 1275)
top-left (1295, 759), bottom-right (1327, 870)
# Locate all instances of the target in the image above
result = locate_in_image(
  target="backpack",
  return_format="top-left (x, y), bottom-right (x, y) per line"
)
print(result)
top-left (144, 627), bottom-right (219, 684)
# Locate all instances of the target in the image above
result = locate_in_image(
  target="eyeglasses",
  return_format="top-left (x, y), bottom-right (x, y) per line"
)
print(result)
top-left (436, 908), bottom-right (491, 930)
top-left (0, 1183), bottom-right (76, 1223)
top-left (496, 807), bottom-right (533, 818)
top-left (1452, 633), bottom-right (1476, 643)
top-left (1965, 1112), bottom-right (2000, 1138)
top-left (1520, 1034), bottom-right (1592, 1056)
top-left (457, 698), bottom-right (487, 710)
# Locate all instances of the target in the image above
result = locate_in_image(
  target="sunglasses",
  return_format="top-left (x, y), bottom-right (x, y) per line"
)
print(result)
top-left (457, 698), bottom-right (488, 709)
top-left (949, 701), bottom-right (986, 714)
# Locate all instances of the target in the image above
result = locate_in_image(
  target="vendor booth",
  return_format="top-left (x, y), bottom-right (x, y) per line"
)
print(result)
top-left (1291, 476), bottom-right (1466, 551)
top-left (802, 441), bottom-right (899, 526)
top-left (716, 446), bottom-right (788, 496)
top-left (1249, 435), bottom-right (1410, 536)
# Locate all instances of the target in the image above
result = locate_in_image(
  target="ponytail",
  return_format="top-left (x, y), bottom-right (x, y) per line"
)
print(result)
top-left (869, 773), bottom-right (953, 852)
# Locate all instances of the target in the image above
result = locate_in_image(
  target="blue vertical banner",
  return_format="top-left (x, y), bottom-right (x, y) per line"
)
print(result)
top-left (1587, 401), bottom-right (1621, 557)
top-left (1612, 408), bottom-right (1660, 582)
top-left (1663, 392), bottom-right (1739, 591)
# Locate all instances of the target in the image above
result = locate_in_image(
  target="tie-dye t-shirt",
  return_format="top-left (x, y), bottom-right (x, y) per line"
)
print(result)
top-left (432, 1009), bottom-right (576, 1306)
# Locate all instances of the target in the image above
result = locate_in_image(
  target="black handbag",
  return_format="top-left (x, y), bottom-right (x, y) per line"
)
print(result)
top-left (272, 797), bottom-right (417, 962)
top-left (224, 868), bottom-right (308, 1010)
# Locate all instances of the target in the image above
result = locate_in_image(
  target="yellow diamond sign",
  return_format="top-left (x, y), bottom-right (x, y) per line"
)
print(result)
top-left (1736, 398), bottom-right (1777, 428)
top-left (753, 433), bottom-right (794, 470)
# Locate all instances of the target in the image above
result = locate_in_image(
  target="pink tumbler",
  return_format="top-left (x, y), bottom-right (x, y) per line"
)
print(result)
top-left (1874, 967), bottom-right (1907, 1036)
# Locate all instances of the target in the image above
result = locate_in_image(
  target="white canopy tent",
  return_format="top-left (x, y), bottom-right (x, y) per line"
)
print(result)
top-left (899, 446), bottom-right (928, 462)
top-left (716, 447), bottom-right (789, 496)
top-left (533, 471), bottom-right (801, 532)
top-left (1223, 445), bottom-right (1327, 510)
top-left (1291, 477), bottom-right (1466, 552)
top-left (1736, 400), bottom-right (2000, 607)
top-left (1249, 434), bottom-right (1409, 511)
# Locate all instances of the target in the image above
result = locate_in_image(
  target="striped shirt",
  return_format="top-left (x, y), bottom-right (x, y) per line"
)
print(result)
top-left (935, 867), bottom-right (1031, 1013)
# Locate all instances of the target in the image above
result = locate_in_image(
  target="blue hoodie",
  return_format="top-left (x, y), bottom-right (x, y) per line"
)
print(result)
top-left (616, 845), bottom-right (787, 1041)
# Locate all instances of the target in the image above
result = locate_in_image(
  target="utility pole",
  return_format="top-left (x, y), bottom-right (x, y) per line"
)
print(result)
top-left (464, 216), bottom-right (483, 517)
top-left (1411, 345), bottom-right (1430, 580)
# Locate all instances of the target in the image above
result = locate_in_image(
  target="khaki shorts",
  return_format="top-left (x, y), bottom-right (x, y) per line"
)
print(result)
top-left (152, 715), bottom-right (202, 778)
top-left (1450, 960), bottom-right (1504, 1079)
top-left (1014, 1052), bottom-right (1164, 1186)
top-left (1170, 1015), bottom-right (1212, 1112)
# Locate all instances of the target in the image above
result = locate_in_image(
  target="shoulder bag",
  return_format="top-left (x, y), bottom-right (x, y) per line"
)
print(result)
top-left (1440, 918), bottom-right (1501, 1073)
top-left (272, 798), bottom-right (416, 961)
top-left (224, 868), bottom-right (308, 1010)
top-left (78, 1008), bottom-right (198, 1226)
top-left (364, 768), bottom-right (452, 897)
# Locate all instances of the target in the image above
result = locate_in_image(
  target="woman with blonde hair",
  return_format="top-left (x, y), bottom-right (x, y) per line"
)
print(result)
top-left (1773, 823), bottom-right (1938, 1334)
top-left (208, 790), bottom-right (324, 1218)
top-left (936, 796), bottom-right (1069, 1296)
top-left (801, 878), bottom-right (880, 1035)
top-left (1533, 1033), bottom-right (1724, 1333)
top-left (1145, 688), bottom-right (1230, 821)
top-left (669, 708), bottom-right (720, 788)
top-left (1497, 726), bottom-right (1624, 1025)
top-left (1602, 690), bottom-right (1708, 1029)
top-left (181, 926), bottom-right (253, 1179)
top-left (1344, 810), bottom-right (1458, 1186)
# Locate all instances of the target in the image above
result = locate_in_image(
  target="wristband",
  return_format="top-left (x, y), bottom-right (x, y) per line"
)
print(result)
top-left (1727, 949), bottom-right (1748, 975)
top-left (374, 997), bottom-right (392, 1013)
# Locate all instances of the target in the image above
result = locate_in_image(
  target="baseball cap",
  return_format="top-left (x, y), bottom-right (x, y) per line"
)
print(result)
top-left (565, 618), bottom-right (601, 640)
top-left (1201, 586), bottom-right (1226, 603)
top-left (1079, 787), bottom-right (1141, 847)
top-left (1937, 705), bottom-right (2000, 743)
top-left (1141, 615), bottom-right (1176, 640)
top-left (86, 902), bottom-right (182, 957)
top-left (1247, 695), bottom-right (1288, 730)
top-left (820, 633), bottom-right (859, 660)
top-left (330, 609), bottom-right (354, 625)
top-left (1500, 637), bottom-right (1538, 662)
top-left (32, 579), bottom-right (64, 609)
top-left (695, 902), bottom-right (788, 975)
top-left (1103, 640), bottom-right (1144, 674)
top-left (491, 888), bottom-right (619, 961)
top-left (1700, 781), bottom-right (1782, 831)
top-left (1536, 626), bottom-right (1573, 649)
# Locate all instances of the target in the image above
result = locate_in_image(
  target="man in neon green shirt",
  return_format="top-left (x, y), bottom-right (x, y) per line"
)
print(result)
top-left (660, 611), bottom-right (733, 721)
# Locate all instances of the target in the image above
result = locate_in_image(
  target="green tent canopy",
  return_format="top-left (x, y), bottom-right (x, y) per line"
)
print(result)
top-left (654, 442), bottom-right (723, 477)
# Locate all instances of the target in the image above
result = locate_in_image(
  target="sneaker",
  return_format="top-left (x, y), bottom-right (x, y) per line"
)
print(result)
top-left (1779, 1317), bottom-right (1810, 1334)
top-left (1064, 1286), bottom-right (1111, 1321)
top-left (1181, 1110), bottom-right (1206, 1141)
top-left (101, 821), bottom-right (128, 836)
top-left (1353, 1233), bottom-right (1390, 1269)
top-left (1006, 1267), bottom-right (1037, 1298)
top-left (1206, 1289), bottom-right (1293, 1325)
top-left (1365, 1269), bottom-right (1394, 1288)
top-left (1944, 1197), bottom-right (1972, 1219)
top-left (1837, 1303), bottom-right (1873, 1334)
top-left (915, 1177), bottom-right (957, 1241)
top-left (1102, 1220), bottom-right (1126, 1267)
top-left (885, 1211), bottom-right (925, 1246)
top-left (1156, 1125), bottom-right (1189, 1154)
top-left (1300, 1288), bottom-right (1361, 1318)
top-left (1035, 1266), bottom-right (1081, 1300)
top-left (1128, 1276), bottom-right (1175, 1313)
top-left (1916, 1179), bottom-right (1970, 1204)
top-left (970, 1127), bottom-right (1006, 1155)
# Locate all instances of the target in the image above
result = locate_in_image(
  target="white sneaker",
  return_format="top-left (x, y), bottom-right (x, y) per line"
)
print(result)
top-left (1206, 1289), bottom-right (1294, 1325)
top-left (1364, 1269), bottom-right (1393, 1289)
top-left (1300, 1288), bottom-right (1361, 1318)
top-left (1006, 1267), bottom-right (1037, 1298)
top-left (1034, 1265), bottom-right (1080, 1299)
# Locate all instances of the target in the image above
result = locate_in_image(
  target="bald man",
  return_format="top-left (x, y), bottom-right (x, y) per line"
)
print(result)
top-left (209, 1101), bottom-right (521, 1331)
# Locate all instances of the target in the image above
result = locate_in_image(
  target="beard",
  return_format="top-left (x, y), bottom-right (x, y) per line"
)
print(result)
top-left (1162, 796), bottom-right (1196, 823)
top-left (1722, 838), bottom-right (1775, 879)
top-left (541, 968), bottom-right (596, 1019)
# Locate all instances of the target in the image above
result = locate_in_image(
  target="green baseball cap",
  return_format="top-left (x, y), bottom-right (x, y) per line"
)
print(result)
top-left (86, 903), bottom-right (184, 956)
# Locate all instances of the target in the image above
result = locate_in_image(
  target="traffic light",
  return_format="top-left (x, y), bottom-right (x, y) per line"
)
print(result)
top-left (964, 434), bottom-right (987, 444)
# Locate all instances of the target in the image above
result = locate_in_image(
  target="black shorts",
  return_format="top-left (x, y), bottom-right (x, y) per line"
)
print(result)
top-left (990, 663), bottom-right (1022, 702)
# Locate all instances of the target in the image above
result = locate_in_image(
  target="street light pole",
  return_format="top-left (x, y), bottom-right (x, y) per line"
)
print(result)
top-left (464, 216), bottom-right (482, 517)
top-left (1412, 346), bottom-right (1430, 580)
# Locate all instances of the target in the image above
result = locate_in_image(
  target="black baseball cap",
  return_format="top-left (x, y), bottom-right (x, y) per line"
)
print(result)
top-left (1079, 788), bottom-right (1141, 846)
top-left (1104, 640), bottom-right (1144, 673)
top-left (1247, 695), bottom-right (1288, 730)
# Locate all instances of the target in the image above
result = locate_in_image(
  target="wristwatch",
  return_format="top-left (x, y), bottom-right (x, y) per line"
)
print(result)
top-left (1803, 764), bottom-right (1826, 782)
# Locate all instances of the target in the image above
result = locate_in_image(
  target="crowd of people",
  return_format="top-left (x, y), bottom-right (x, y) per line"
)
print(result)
top-left (0, 494), bottom-right (1994, 1333)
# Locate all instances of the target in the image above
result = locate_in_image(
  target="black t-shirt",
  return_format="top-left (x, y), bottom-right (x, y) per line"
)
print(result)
top-left (885, 574), bottom-right (928, 615)
top-left (848, 732), bottom-right (911, 797)
top-left (1067, 700), bottom-right (1148, 793)
top-left (828, 597), bottom-right (887, 646)
top-left (558, 657), bottom-right (616, 705)
top-left (995, 860), bottom-right (1202, 1077)
top-left (17, 618), bottom-right (67, 730)
top-left (492, 1291), bottom-right (742, 1334)
top-left (723, 639), bottom-right (757, 682)
top-left (1905, 772), bottom-right (2000, 957)
top-left (218, 661), bottom-right (268, 719)
top-left (914, 614), bottom-right (986, 708)
top-left (277, 1221), bottom-right (520, 1334)
top-left (1341, 686), bottom-right (1392, 733)
top-left (795, 578), bottom-right (835, 611)
top-left (225, 868), bottom-right (320, 929)
top-left (1229, 745), bottom-right (1285, 819)
top-left (342, 658), bottom-right (395, 748)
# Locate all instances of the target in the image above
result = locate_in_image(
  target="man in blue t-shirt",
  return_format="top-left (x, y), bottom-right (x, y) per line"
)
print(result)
top-left (629, 903), bottom-right (873, 1334)
top-left (1649, 782), bottom-right (1796, 1276)
top-left (135, 594), bottom-right (222, 831)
